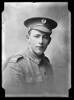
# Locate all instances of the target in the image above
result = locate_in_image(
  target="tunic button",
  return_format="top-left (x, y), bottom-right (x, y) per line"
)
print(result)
top-left (25, 77), bottom-right (33, 83)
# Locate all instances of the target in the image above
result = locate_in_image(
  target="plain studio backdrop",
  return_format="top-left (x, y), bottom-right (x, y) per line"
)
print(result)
top-left (2, 2), bottom-right (71, 97)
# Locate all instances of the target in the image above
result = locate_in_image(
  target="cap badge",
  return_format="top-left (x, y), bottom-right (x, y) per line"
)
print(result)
top-left (41, 19), bottom-right (46, 24)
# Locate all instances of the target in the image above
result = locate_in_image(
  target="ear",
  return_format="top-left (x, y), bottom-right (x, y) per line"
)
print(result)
top-left (26, 34), bottom-right (29, 40)
top-left (26, 29), bottom-right (31, 40)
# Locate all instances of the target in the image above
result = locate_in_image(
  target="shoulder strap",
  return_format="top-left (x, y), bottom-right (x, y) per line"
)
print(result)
top-left (8, 55), bottom-right (23, 63)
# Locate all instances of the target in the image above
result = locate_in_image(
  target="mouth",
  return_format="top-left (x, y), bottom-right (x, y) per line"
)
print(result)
top-left (36, 45), bottom-right (43, 47)
top-left (36, 46), bottom-right (44, 49)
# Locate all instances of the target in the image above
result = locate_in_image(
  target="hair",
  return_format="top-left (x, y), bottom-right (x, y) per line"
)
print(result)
top-left (28, 29), bottom-right (32, 35)
top-left (28, 29), bottom-right (52, 35)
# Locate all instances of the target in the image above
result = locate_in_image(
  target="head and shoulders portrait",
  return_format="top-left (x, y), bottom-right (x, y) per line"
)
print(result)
top-left (2, 2), bottom-right (71, 97)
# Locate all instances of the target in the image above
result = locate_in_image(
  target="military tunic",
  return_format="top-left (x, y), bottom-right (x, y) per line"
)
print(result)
top-left (2, 47), bottom-right (55, 96)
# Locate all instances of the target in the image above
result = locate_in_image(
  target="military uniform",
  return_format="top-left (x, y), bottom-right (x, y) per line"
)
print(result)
top-left (2, 17), bottom-right (57, 96)
top-left (3, 47), bottom-right (55, 96)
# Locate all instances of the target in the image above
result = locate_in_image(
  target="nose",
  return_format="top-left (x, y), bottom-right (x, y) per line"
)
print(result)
top-left (39, 37), bottom-right (43, 44)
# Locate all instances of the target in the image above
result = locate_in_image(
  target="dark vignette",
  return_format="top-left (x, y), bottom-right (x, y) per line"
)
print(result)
top-left (0, 1), bottom-right (5, 99)
top-left (0, 0), bottom-right (72, 99)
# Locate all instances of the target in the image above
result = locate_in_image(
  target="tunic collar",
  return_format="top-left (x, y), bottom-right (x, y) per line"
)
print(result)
top-left (24, 46), bottom-right (45, 65)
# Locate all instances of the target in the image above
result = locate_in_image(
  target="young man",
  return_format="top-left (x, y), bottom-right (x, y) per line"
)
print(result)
top-left (2, 17), bottom-right (57, 96)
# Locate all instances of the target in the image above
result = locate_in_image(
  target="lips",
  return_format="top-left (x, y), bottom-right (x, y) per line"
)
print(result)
top-left (36, 45), bottom-right (43, 48)
top-left (36, 46), bottom-right (44, 49)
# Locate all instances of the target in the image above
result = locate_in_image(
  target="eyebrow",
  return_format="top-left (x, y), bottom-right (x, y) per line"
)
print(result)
top-left (34, 34), bottom-right (41, 36)
top-left (33, 34), bottom-right (50, 38)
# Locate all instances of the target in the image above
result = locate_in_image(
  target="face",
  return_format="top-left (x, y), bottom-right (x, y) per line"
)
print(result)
top-left (28, 30), bottom-right (51, 55)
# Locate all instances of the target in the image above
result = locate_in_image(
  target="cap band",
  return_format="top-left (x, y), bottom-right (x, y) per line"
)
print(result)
top-left (29, 24), bottom-right (51, 33)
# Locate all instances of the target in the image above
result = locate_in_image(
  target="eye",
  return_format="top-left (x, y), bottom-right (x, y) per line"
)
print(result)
top-left (34, 35), bottom-right (40, 38)
top-left (43, 35), bottom-right (49, 39)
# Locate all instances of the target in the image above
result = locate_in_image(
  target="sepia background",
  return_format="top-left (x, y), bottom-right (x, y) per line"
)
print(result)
top-left (2, 2), bottom-right (71, 96)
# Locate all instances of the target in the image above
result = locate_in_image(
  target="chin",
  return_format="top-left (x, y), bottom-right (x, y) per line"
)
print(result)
top-left (37, 52), bottom-right (42, 55)
top-left (32, 47), bottom-right (45, 55)
top-left (35, 50), bottom-right (43, 55)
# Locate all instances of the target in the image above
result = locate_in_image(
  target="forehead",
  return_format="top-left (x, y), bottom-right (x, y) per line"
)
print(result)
top-left (30, 29), bottom-right (51, 36)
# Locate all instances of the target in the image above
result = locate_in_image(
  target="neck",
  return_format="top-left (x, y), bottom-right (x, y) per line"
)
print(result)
top-left (28, 46), bottom-right (44, 59)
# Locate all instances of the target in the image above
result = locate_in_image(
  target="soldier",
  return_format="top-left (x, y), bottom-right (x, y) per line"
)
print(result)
top-left (2, 17), bottom-right (57, 96)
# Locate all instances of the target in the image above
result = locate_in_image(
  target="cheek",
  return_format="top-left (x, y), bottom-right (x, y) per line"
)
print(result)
top-left (44, 37), bottom-right (51, 46)
top-left (43, 39), bottom-right (49, 46)
top-left (29, 37), bottom-right (37, 46)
